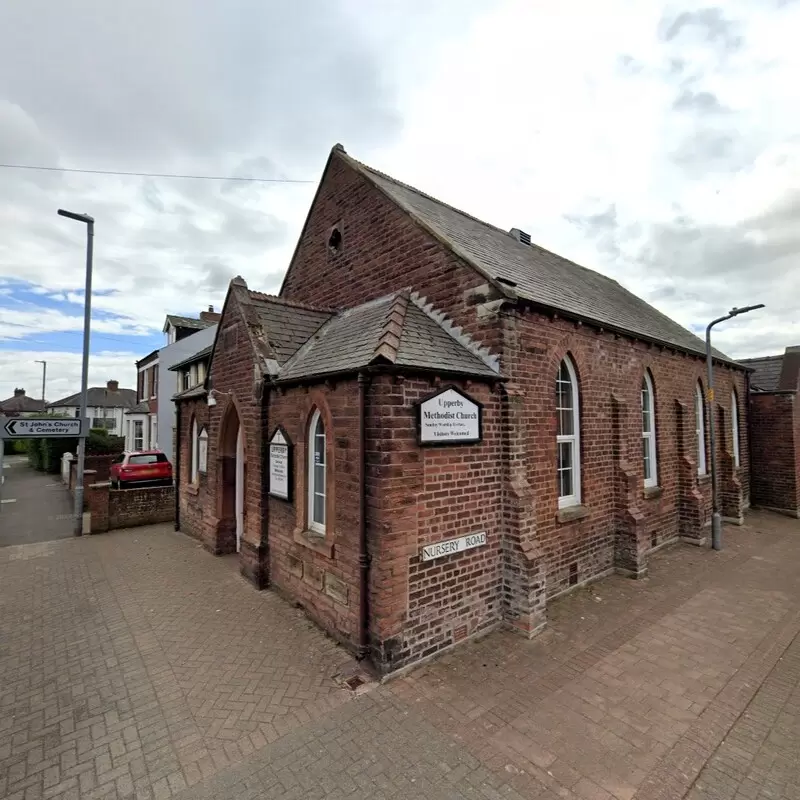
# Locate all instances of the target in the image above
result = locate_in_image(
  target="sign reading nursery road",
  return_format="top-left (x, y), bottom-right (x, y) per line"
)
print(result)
top-left (0, 416), bottom-right (87, 439)
top-left (421, 531), bottom-right (487, 562)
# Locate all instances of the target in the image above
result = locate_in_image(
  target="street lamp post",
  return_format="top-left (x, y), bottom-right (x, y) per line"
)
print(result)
top-left (706, 303), bottom-right (765, 551)
top-left (57, 209), bottom-right (94, 536)
top-left (34, 360), bottom-right (46, 406)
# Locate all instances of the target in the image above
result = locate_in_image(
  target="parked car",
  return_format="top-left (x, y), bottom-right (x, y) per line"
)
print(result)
top-left (110, 450), bottom-right (173, 489)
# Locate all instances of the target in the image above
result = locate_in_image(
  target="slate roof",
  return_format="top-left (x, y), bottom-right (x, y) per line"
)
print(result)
top-left (48, 387), bottom-right (137, 409)
top-left (172, 385), bottom-right (207, 401)
top-left (125, 400), bottom-right (151, 414)
top-left (0, 394), bottom-right (45, 413)
top-left (738, 355), bottom-right (783, 392)
top-left (168, 345), bottom-right (213, 373)
top-left (278, 290), bottom-right (499, 383)
top-left (340, 150), bottom-right (735, 364)
top-left (163, 314), bottom-right (215, 332)
top-left (247, 292), bottom-right (333, 365)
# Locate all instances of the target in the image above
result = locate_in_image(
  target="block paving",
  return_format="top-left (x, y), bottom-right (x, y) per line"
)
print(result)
top-left (1, 507), bottom-right (799, 799)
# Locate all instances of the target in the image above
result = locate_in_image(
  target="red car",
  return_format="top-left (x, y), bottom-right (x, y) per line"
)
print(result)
top-left (110, 450), bottom-right (173, 489)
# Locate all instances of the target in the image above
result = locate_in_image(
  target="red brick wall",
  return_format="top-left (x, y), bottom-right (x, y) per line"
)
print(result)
top-left (280, 152), bottom-right (502, 353)
top-left (176, 289), bottom-right (267, 585)
top-left (266, 382), bottom-right (362, 648)
top-left (509, 309), bottom-right (749, 595)
top-left (108, 486), bottom-right (174, 529)
top-left (367, 376), bottom-right (503, 672)
top-left (749, 392), bottom-right (798, 514)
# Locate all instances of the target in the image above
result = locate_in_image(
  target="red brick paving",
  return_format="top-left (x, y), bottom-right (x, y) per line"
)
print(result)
top-left (1, 510), bottom-right (799, 799)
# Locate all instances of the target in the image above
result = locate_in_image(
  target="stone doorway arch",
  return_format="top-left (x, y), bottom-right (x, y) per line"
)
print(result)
top-left (218, 404), bottom-right (244, 553)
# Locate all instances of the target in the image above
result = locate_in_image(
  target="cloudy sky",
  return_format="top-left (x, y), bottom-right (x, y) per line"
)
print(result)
top-left (1, 0), bottom-right (798, 402)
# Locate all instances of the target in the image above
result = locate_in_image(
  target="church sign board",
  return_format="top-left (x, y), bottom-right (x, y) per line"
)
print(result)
top-left (268, 426), bottom-right (293, 501)
top-left (416, 386), bottom-right (482, 445)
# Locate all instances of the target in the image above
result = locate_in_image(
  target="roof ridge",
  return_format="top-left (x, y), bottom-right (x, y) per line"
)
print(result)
top-left (738, 354), bottom-right (783, 362)
top-left (407, 292), bottom-right (500, 374)
top-left (342, 152), bottom-right (625, 288)
top-left (371, 289), bottom-right (411, 364)
top-left (249, 290), bottom-right (336, 314)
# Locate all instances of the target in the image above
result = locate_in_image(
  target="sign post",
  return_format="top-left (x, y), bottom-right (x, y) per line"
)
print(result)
top-left (0, 416), bottom-right (87, 514)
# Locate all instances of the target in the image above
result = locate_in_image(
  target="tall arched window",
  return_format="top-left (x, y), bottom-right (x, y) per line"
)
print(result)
top-left (731, 390), bottom-right (740, 468)
top-left (190, 418), bottom-right (199, 483)
top-left (556, 356), bottom-right (581, 508)
top-left (308, 410), bottom-right (326, 533)
top-left (695, 382), bottom-right (707, 475)
top-left (642, 372), bottom-right (658, 487)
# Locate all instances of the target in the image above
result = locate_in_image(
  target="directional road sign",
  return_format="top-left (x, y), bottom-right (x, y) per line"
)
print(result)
top-left (0, 416), bottom-right (87, 439)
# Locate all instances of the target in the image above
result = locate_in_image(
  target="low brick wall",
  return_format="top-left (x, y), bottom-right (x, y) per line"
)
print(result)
top-left (87, 482), bottom-right (175, 532)
top-left (69, 454), bottom-right (116, 489)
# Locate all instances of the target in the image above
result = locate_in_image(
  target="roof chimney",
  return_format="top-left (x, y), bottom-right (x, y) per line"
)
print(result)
top-left (509, 228), bottom-right (532, 246)
top-left (199, 306), bottom-right (222, 323)
top-left (778, 346), bottom-right (800, 391)
top-left (14, 388), bottom-right (24, 397)
top-left (107, 380), bottom-right (119, 392)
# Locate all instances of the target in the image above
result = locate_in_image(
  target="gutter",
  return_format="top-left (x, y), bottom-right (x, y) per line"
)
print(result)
top-left (357, 371), bottom-right (371, 661)
top-left (174, 401), bottom-right (181, 532)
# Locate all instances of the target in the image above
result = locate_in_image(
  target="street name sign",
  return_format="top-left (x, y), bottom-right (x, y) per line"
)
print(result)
top-left (0, 416), bottom-right (87, 439)
top-left (420, 531), bottom-right (487, 562)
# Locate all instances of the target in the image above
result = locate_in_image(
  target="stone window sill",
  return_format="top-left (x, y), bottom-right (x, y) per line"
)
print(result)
top-left (294, 527), bottom-right (334, 559)
top-left (643, 485), bottom-right (663, 500)
top-left (698, 474), bottom-right (711, 484)
top-left (557, 504), bottom-right (589, 524)
top-left (185, 483), bottom-right (199, 496)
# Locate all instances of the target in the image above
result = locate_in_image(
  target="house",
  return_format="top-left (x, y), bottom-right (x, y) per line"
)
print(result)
top-left (0, 388), bottom-right (45, 417)
top-left (174, 144), bottom-right (750, 675)
top-left (48, 380), bottom-right (136, 434)
top-left (126, 307), bottom-right (220, 458)
top-left (739, 346), bottom-right (800, 517)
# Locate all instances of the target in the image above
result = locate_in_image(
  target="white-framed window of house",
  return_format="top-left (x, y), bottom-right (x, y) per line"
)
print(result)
top-left (142, 370), bottom-right (150, 400)
top-left (556, 356), bottom-right (581, 508)
top-left (198, 428), bottom-right (208, 474)
top-left (695, 382), bottom-right (707, 475)
top-left (133, 420), bottom-right (144, 451)
top-left (190, 364), bottom-right (198, 387)
top-left (151, 367), bottom-right (157, 399)
top-left (197, 361), bottom-right (206, 386)
top-left (183, 370), bottom-right (191, 391)
top-left (731, 390), bottom-right (740, 468)
top-left (150, 416), bottom-right (158, 449)
top-left (190, 418), bottom-right (199, 483)
top-left (642, 372), bottom-right (658, 487)
top-left (307, 409), bottom-right (326, 534)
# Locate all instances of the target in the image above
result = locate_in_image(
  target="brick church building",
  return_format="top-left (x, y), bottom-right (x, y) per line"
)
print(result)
top-left (174, 144), bottom-right (750, 675)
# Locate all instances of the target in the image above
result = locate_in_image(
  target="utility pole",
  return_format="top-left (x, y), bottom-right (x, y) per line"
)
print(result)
top-left (705, 303), bottom-right (764, 550)
top-left (58, 209), bottom-right (94, 536)
top-left (34, 360), bottom-right (46, 407)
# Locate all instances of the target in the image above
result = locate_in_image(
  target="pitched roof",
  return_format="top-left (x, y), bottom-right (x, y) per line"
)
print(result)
top-left (168, 345), bottom-right (213, 373)
top-left (163, 314), bottom-right (215, 332)
top-left (247, 292), bottom-right (333, 365)
top-left (277, 290), bottom-right (499, 383)
top-left (48, 387), bottom-right (137, 409)
top-left (0, 393), bottom-right (45, 413)
top-left (125, 400), bottom-right (151, 414)
top-left (738, 354), bottom-right (784, 392)
top-left (336, 149), bottom-right (735, 364)
top-left (172, 385), bottom-right (207, 401)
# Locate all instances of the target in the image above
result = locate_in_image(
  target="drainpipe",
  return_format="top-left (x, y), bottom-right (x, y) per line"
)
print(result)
top-left (174, 401), bottom-right (181, 531)
top-left (357, 372), bottom-right (371, 661)
top-left (745, 369), bottom-right (752, 512)
top-left (259, 383), bottom-right (270, 589)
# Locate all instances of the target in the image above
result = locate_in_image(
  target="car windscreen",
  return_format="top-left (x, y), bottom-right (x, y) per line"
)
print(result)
top-left (128, 454), bottom-right (159, 465)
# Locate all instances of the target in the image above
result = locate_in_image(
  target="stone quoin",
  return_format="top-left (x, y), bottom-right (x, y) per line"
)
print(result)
top-left (173, 144), bottom-right (752, 675)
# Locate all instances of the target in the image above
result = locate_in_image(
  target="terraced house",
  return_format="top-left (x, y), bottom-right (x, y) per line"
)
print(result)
top-left (173, 144), bottom-right (750, 675)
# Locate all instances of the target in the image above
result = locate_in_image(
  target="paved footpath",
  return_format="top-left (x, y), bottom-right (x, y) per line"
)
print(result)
top-left (1, 511), bottom-right (799, 799)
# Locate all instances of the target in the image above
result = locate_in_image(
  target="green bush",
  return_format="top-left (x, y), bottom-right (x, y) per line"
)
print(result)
top-left (86, 428), bottom-right (125, 455)
top-left (12, 440), bottom-right (28, 454)
top-left (27, 438), bottom-right (44, 471)
top-left (41, 437), bottom-right (78, 473)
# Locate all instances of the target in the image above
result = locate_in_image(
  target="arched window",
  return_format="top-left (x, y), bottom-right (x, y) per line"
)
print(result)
top-left (190, 418), bottom-right (199, 483)
top-left (731, 390), bottom-right (740, 468)
top-left (642, 372), bottom-right (658, 487)
top-left (695, 383), bottom-right (707, 475)
top-left (308, 410), bottom-right (326, 533)
top-left (556, 356), bottom-right (581, 508)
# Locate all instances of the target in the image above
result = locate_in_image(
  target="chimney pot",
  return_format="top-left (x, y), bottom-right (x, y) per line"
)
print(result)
top-left (208, 305), bottom-right (214, 312)
top-left (14, 388), bottom-right (24, 397)
top-left (107, 380), bottom-right (119, 392)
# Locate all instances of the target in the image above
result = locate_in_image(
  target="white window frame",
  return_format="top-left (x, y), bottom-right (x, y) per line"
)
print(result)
top-left (556, 357), bottom-right (581, 508)
top-left (731, 390), bottom-right (740, 469)
top-left (133, 420), bottom-right (144, 452)
top-left (642, 372), bottom-right (658, 488)
top-left (307, 409), bottom-right (326, 534)
top-left (190, 418), bottom-right (199, 483)
top-left (696, 383), bottom-right (707, 475)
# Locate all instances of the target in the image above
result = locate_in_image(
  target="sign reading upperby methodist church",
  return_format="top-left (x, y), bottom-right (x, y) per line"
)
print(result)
top-left (417, 387), bottom-right (482, 445)
top-left (268, 427), bottom-right (292, 501)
